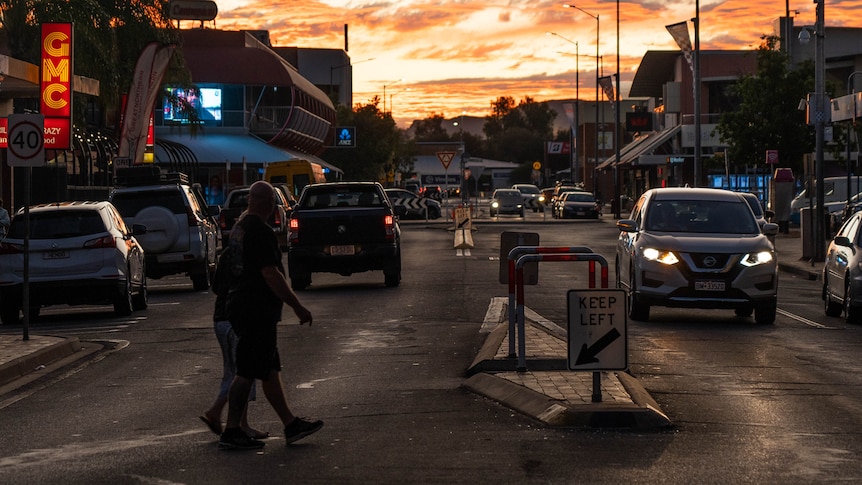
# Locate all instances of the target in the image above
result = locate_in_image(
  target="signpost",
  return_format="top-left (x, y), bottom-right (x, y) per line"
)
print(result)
top-left (7, 114), bottom-right (46, 167)
top-left (567, 289), bottom-right (627, 371)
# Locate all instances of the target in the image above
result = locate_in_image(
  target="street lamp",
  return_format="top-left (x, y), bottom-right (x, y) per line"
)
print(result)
top-left (799, 0), bottom-right (826, 261)
top-left (383, 78), bottom-right (403, 115)
top-left (389, 87), bottom-right (411, 116)
top-left (613, 0), bottom-right (621, 217)
top-left (563, 4), bottom-right (600, 196)
top-left (329, 57), bottom-right (374, 102)
top-left (548, 32), bottom-right (580, 184)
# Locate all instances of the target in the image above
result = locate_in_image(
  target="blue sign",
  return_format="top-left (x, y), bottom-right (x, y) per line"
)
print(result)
top-left (335, 126), bottom-right (356, 148)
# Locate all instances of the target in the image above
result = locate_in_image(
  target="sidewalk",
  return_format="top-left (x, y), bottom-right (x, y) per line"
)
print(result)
top-left (0, 225), bottom-right (820, 427)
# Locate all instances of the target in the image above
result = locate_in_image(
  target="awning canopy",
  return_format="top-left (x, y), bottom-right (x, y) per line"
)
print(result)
top-left (154, 131), bottom-right (342, 174)
top-left (597, 125), bottom-right (681, 170)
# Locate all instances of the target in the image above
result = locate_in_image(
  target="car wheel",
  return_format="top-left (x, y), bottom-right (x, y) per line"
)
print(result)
top-left (844, 278), bottom-right (861, 324)
top-left (384, 252), bottom-right (402, 287)
top-left (0, 303), bottom-right (19, 325)
top-left (114, 277), bottom-right (134, 317)
top-left (628, 269), bottom-right (650, 321)
top-left (132, 277), bottom-right (148, 311)
top-left (754, 300), bottom-right (777, 324)
top-left (824, 281), bottom-right (842, 317)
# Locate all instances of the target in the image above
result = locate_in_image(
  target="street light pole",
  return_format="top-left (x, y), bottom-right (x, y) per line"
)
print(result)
top-left (548, 32), bottom-right (581, 184)
top-left (693, 0), bottom-right (701, 187)
top-left (383, 78), bottom-right (403, 115)
top-left (614, 0), bottom-right (622, 218)
top-left (814, 0), bottom-right (826, 260)
top-left (564, 4), bottom-right (599, 196)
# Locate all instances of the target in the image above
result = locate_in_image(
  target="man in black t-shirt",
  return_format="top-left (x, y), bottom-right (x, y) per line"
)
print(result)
top-left (218, 181), bottom-right (323, 450)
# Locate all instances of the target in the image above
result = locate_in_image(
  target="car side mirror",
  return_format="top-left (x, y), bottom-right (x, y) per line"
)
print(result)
top-left (764, 209), bottom-right (775, 220)
top-left (761, 222), bottom-right (779, 236)
top-left (834, 235), bottom-right (853, 248)
top-left (616, 219), bottom-right (638, 233)
top-left (132, 223), bottom-right (148, 236)
top-left (394, 205), bottom-right (408, 217)
top-left (207, 205), bottom-right (221, 217)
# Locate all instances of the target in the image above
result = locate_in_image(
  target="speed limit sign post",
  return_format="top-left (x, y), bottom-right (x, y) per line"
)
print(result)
top-left (7, 114), bottom-right (46, 167)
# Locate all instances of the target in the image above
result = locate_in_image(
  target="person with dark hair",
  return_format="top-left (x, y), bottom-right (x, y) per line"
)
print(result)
top-left (218, 181), bottom-right (322, 450)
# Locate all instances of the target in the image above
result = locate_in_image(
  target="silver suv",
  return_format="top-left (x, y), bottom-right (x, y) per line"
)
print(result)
top-left (616, 187), bottom-right (779, 324)
top-left (110, 170), bottom-right (219, 291)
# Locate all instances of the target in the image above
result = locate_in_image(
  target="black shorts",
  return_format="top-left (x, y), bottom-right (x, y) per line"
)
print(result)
top-left (234, 322), bottom-right (281, 380)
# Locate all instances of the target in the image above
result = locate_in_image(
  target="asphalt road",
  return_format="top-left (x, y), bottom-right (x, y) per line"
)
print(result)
top-left (2, 214), bottom-right (862, 483)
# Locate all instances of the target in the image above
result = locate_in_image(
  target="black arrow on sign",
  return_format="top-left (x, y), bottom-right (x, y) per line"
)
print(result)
top-left (575, 327), bottom-right (621, 366)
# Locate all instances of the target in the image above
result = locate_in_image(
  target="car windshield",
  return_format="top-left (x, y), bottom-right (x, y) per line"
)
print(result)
top-left (516, 186), bottom-right (540, 194)
top-left (646, 200), bottom-right (759, 234)
top-left (9, 210), bottom-right (106, 239)
top-left (567, 193), bottom-right (595, 203)
top-left (302, 189), bottom-right (382, 208)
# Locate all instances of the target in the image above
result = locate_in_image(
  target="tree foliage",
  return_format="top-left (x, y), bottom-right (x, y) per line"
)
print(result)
top-left (0, 0), bottom-right (187, 125)
top-left (481, 96), bottom-right (555, 164)
top-left (322, 97), bottom-right (409, 181)
top-left (717, 36), bottom-right (814, 174)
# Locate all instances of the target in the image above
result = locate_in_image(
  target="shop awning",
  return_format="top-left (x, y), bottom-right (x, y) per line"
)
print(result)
top-left (154, 131), bottom-right (342, 174)
top-left (597, 125), bottom-right (681, 170)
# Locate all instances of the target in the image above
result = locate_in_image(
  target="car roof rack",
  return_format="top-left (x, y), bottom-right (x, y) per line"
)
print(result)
top-left (114, 166), bottom-right (189, 187)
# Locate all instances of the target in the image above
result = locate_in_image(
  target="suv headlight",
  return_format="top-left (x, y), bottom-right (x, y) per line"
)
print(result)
top-left (740, 251), bottom-right (774, 267)
top-left (642, 248), bottom-right (679, 265)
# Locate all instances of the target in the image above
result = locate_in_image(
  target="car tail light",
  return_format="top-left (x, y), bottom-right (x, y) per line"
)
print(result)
top-left (384, 215), bottom-right (396, 241)
top-left (0, 242), bottom-right (23, 255)
top-left (289, 218), bottom-right (300, 244)
top-left (84, 235), bottom-right (117, 249)
top-left (273, 208), bottom-right (282, 229)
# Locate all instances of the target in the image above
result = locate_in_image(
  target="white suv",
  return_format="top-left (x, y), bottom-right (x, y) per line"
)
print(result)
top-left (616, 187), bottom-right (779, 324)
top-left (109, 170), bottom-right (219, 290)
top-left (0, 201), bottom-right (148, 324)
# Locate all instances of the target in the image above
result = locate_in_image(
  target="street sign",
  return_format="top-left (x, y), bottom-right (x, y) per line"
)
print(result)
top-left (766, 149), bottom-right (779, 165)
top-left (567, 289), bottom-right (627, 371)
top-left (7, 114), bottom-right (45, 167)
top-left (436, 151), bottom-right (455, 169)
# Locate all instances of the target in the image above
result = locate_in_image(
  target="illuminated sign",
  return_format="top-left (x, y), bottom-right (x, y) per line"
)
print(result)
top-left (41, 23), bottom-right (73, 149)
top-left (0, 117), bottom-right (70, 150)
top-left (169, 1), bottom-right (218, 21)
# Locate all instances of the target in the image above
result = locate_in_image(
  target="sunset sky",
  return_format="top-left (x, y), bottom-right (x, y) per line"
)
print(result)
top-left (211, 0), bottom-right (862, 128)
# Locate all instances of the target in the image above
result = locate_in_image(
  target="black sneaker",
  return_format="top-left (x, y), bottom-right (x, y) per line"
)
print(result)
top-left (284, 417), bottom-right (323, 444)
top-left (218, 428), bottom-right (266, 450)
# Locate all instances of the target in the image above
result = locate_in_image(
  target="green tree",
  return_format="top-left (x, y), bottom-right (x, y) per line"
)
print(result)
top-left (322, 97), bottom-right (407, 181)
top-left (482, 96), bottom-right (556, 164)
top-left (413, 113), bottom-right (452, 142)
top-left (717, 35), bottom-right (814, 174)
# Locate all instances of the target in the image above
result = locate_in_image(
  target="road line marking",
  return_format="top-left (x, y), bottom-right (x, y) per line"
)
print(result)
top-left (777, 308), bottom-right (835, 329)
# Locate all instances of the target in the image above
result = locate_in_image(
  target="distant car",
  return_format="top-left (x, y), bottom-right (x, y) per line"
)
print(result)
top-left (0, 201), bottom-right (148, 324)
top-left (616, 187), bottom-right (779, 324)
top-left (405, 181), bottom-right (422, 195)
top-left (739, 192), bottom-right (773, 230)
top-left (490, 189), bottom-right (525, 217)
top-left (556, 191), bottom-right (600, 219)
top-left (512, 184), bottom-right (545, 212)
top-left (109, 170), bottom-right (220, 291)
top-left (423, 185), bottom-right (444, 200)
top-left (824, 210), bottom-right (862, 323)
top-left (384, 188), bottom-right (442, 219)
top-left (551, 190), bottom-right (591, 218)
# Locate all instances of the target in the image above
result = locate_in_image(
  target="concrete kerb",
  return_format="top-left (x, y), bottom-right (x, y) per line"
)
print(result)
top-left (0, 336), bottom-right (108, 396)
top-left (464, 308), bottom-right (673, 430)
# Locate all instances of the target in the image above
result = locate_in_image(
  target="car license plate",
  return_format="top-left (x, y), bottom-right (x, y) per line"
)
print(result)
top-left (695, 280), bottom-right (725, 291)
top-left (330, 245), bottom-right (355, 256)
top-left (43, 250), bottom-right (69, 259)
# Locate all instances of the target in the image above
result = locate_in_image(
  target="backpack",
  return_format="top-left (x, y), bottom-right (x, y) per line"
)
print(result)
top-left (212, 246), bottom-right (236, 297)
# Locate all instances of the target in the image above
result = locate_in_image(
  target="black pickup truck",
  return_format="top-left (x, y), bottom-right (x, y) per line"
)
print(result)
top-left (287, 182), bottom-right (406, 290)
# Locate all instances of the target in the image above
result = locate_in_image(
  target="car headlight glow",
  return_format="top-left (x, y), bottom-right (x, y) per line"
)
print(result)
top-left (642, 247), bottom-right (679, 265)
top-left (740, 251), bottom-right (774, 267)
top-left (492, 201), bottom-right (499, 208)
top-left (539, 195), bottom-right (546, 203)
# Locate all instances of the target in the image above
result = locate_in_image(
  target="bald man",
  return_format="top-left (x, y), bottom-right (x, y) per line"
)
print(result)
top-left (219, 181), bottom-right (322, 450)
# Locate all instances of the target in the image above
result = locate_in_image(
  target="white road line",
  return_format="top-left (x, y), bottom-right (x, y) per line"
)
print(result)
top-left (777, 308), bottom-right (835, 329)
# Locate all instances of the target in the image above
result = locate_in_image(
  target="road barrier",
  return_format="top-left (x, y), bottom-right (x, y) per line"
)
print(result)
top-left (506, 246), bottom-right (609, 368)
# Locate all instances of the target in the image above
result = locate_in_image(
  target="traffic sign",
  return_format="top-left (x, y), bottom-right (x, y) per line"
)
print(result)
top-left (766, 149), bottom-right (779, 165)
top-left (567, 289), bottom-right (627, 370)
top-left (436, 151), bottom-right (455, 169)
top-left (7, 114), bottom-right (45, 167)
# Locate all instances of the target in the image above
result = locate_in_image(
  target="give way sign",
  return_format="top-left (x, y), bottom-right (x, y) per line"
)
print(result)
top-left (7, 114), bottom-right (46, 167)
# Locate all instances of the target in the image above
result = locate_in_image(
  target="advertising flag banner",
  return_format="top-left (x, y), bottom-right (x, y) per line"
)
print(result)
top-left (666, 21), bottom-right (694, 73)
top-left (598, 76), bottom-right (615, 106)
top-left (119, 43), bottom-right (175, 164)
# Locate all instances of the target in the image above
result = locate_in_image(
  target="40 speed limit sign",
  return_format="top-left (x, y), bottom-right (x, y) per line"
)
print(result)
top-left (7, 114), bottom-right (45, 167)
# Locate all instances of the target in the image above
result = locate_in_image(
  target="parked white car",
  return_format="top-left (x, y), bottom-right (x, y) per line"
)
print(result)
top-left (0, 201), bottom-right (148, 324)
top-left (616, 187), bottom-right (779, 324)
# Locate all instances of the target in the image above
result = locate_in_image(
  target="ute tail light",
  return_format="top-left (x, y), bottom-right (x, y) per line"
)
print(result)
top-left (0, 242), bottom-right (23, 255)
top-left (289, 218), bottom-right (300, 244)
top-left (384, 214), bottom-right (396, 241)
top-left (84, 235), bottom-right (117, 249)
top-left (272, 209), bottom-right (283, 229)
